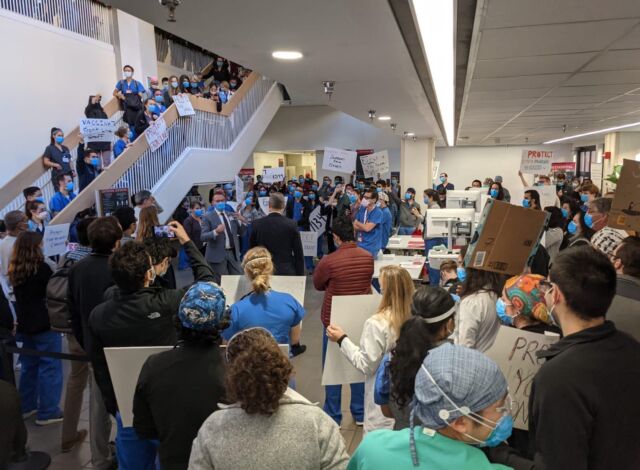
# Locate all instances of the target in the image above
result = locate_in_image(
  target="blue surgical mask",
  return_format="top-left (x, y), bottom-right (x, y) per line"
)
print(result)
top-left (182, 81), bottom-right (190, 88)
top-left (230, 82), bottom-right (237, 88)
top-left (357, 183), bottom-right (364, 190)
top-left (217, 61), bottom-right (223, 67)
top-left (451, 293), bottom-right (461, 303)
top-left (391, 179), bottom-right (397, 185)
top-left (259, 190), bottom-right (267, 196)
top-left (294, 191), bottom-right (302, 199)
top-left (404, 193), bottom-right (412, 201)
top-left (522, 199), bottom-right (530, 208)
top-left (482, 415), bottom-right (514, 448)
top-left (171, 82), bottom-right (179, 89)
top-left (149, 104), bottom-right (159, 115)
top-left (128, 131), bottom-right (135, 140)
top-left (567, 220), bottom-right (578, 234)
top-left (349, 194), bottom-right (357, 204)
top-left (224, 183), bottom-right (233, 190)
top-left (309, 193), bottom-right (316, 200)
top-left (584, 213), bottom-right (594, 228)
top-left (456, 266), bottom-right (466, 282)
top-left (496, 299), bottom-right (513, 326)
top-left (35, 197), bottom-right (45, 203)
top-left (298, 178), bottom-right (304, 184)
top-left (439, 176), bottom-right (446, 183)
top-left (245, 198), bottom-right (252, 206)
top-left (191, 82), bottom-right (198, 88)
top-left (423, 197), bottom-right (429, 204)
top-left (580, 194), bottom-right (589, 203)
top-left (311, 185), bottom-right (318, 191)
top-left (194, 209), bottom-right (204, 217)
top-left (376, 187), bottom-right (382, 193)
top-left (561, 208), bottom-right (569, 218)
top-left (490, 189), bottom-right (499, 198)
top-left (66, 181), bottom-right (74, 192)
top-left (55, 135), bottom-right (64, 144)
top-left (90, 157), bottom-right (100, 167)
top-left (155, 95), bottom-right (164, 103)
top-left (215, 202), bottom-right (226, 212)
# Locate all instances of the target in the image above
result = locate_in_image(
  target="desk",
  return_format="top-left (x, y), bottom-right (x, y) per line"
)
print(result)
top-left (386, 235), bottom-right (425, 252)
top-left (374, 255), bottom-right (426, 280)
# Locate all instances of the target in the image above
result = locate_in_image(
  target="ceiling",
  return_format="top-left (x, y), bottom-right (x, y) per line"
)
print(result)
top-left (104, 0), bottom-right (442, 142)
top-left (458, 0), bottom-right (640, 145)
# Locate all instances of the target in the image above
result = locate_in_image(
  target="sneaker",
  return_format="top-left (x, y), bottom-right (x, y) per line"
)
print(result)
top-left (36, 413), bottom-right (64, 426)
top-left (290, 343), bottom-right (307, 357)
top-left (22, 409), bottom-right (37, 419)
top-left (355, 420), bottom-right (364, 426)
top-left (61, 429), bottom-right (88, 453)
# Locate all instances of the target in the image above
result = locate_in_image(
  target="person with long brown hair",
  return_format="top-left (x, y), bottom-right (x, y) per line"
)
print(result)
top-left (327, 265), bottom-right (414, 433)
top-left (189, 328), bottom-right (348, 469)
top-left (9, 231), bottom-right (63, 425)
top-left (136, 205), bottom-right (160, 241)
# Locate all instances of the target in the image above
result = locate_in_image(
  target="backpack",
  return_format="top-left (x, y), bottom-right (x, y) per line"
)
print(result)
top-left (46, 258), bottom-right (75, 332)
top-left (119, 80), bottom-right (143, 125)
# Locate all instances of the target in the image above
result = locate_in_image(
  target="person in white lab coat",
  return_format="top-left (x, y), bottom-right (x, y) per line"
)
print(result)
top-left (326, 265), bottom-right (414, 433)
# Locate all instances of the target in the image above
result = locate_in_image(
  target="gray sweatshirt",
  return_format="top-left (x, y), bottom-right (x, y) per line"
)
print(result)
top-left (188, 390), bottom-right (349, 469)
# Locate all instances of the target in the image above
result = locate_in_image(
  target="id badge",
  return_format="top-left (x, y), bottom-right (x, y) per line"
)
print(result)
top-left (62, 156), bottom-right (70, 163)
top-left (357, 233), bottom-right (363, 243)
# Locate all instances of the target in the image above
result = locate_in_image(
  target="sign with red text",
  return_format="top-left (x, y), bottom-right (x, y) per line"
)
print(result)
top-left (485, 326), bottom-right (559, 430)
top-left (520, 149), bottom-right (553, 174)
top-left (551, 162), bottom-right (576, 172)
top-left (144, 116), bottom-right (169, 152)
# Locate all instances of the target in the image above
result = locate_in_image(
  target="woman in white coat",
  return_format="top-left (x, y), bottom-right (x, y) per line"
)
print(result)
top-left (326, 265), bottom-right (414, 433)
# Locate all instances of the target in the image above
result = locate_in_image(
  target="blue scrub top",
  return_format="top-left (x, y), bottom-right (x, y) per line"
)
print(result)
top-left (292, 200), bottom-right (304, 222)
top-left (381, 207), bottom-right (392, 249)
top-left (356, 205), bottom-right (382, 257)
top-left (49, 192), bottom-right (76, 214)
top-left (115, 79), bottom-right (145, 95)
top-left (223, 290), bottom-right (305, 345)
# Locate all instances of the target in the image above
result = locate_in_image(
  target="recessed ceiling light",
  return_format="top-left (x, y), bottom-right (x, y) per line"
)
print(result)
top-left (406, 132), bottom-right (415, 137)
top-left (272, 51), bottom-right (303, 60)
top-left (378, 116), bottom-right (391, 121)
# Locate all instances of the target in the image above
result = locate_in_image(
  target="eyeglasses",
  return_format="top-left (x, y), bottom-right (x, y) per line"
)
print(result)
top-left (538, 280), bottom-right (554, 294)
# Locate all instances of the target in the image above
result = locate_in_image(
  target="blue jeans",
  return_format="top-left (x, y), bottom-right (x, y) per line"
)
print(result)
top-left (398, 226), bottom-right (415, 235)
top-left (115, 413), bottom-right (159, 470)
top-left (322, 328), bottom-right (364, 425)
top-left (425, 237), bottom-right (447, 285)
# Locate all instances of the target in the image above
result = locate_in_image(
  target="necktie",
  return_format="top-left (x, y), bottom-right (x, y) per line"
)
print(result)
top-left (221, 212), bottom-right (235, 251)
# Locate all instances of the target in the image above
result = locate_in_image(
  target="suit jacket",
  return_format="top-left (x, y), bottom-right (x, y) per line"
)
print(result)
top-left (249, 213), bottom-right (304, 275)
top-left (285, 198), bottom-right (311, 230)
top-left (201, 210), bottom-right (244, 263)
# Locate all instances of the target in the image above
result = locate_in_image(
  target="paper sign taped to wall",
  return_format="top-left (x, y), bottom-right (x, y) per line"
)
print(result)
top-left (520, 150), bottom-right (553, 174)
top-left (609, 158), bottom-right (640, 232)
top-left (360, 150), bottom-right (390, 179)
top-left (79, 118), bottom-right (116, 143)
top-left (322, 147), bottom-right (357, 174)
top-left (173, 94), bottom-right (195, 116)
top-left (221, 275), bottom-right (306, 306)
top-left (300, 231), bottom-right (318, 257)
top-left (321, 294), bottom-right (382, 386)
top-left (262, 167), bottom-right (285, 184)
top-left (485, 326), bottom-right (559, 430)
top-left (308, 206), bottom-right (327, 236)
top-left (43, 223), bottom-right (70, 257)
top-left (144, 116), bottom-right (169, 152)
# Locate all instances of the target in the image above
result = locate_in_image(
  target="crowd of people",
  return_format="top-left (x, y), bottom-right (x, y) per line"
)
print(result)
top-left (0, 162), bottom-right (638, 470)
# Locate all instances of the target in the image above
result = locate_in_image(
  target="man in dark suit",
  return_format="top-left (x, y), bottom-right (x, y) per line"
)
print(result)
top-left (201, 190), bottom-right (245, 279)
top-left (250, 193), bottom-right (304, 276)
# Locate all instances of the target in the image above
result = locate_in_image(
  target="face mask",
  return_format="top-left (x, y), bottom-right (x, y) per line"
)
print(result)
top-left (376, 201), bottom-right (381, 208)
top-left (66, 181), bottom-right (74, 192)
top-left (216, 61), bottom-right (223, 67)
top-left (259, 190), bottom-right (267, 196)
top-left (357, 183), bottom-right (365, 190)
top-left (323, 180), bottom-right (330, 186)
top-left (128, 131), bottom-right (135, 140)
top-left (572, 181), bottom-right (579, 189)
top-left (456, 266), bottom-right (466, 282)
top-left (361, 199), bottom-right (370, 208)
top-left (194, 209), bottom-right (204, 217)
top-left (391, 179), bottom-right (397, 185)
top-left (580, 194), bottom-right (589, 203)
top-left (162, 83), bottom-right (169, 90)
top-left (223, 183), bottom-right (233, 190)
top-left (561, 208), bottom-right (569, 218)
top-left (522, 199), bottom-right (530, 208)
top-left (404, 193), bottom-right (412, 201)
top-left (183, 81), bottom-right (190, 88)
top-left (230, 82), bottom-right (237, 88)
top-left (567, 220), bottom-right (578, 234)
top-left (215, 202), bottom-right (226, 212)
top-left (149, 104), bottom-right (159, 115)
top-left (191, 82), bottom-right (198, 88)
top-left (35, 196), bottom-right (45, 203)
top-left (584, 213), bottom-right (594, 228)
top-left (309, 193), bottom-right (316, 200)
top-left (439, 176), bottom-right (446, 183)
top-left (451, 293), bottom-right (461, 303)
top-left (155, 95), bottom-right (164, 103)
top-left (90, 157), bottom-right (100, 167)
top-left (349, 194), bottom-right (357, 204)
top-left (298, 178), bottom-right (305, 184)
top-left (244, 198), bottom-right (252, 206)
top-left (424, 197), bottom-right (430, 204)
top-left (496, 299), bottom-right (513, 326)
top-left (490, 189), bottom-right (499, 198)
top-left (55, 135), bottom-right (64, 144)
top-left (294, 191), bottom-right (302, 199)
top-left (171, 82), bottom-right (179, 89)
top-left (311, 185), bottom-right (318, 191)
top-left (124, 71), bottom-right (132, 78)
top-left (36, 211), bottom-right (50, 221)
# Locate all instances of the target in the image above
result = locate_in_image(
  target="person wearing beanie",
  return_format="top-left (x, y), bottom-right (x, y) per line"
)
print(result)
top-left (133, 281), bottom-right (229, 470)
top-left (349, 342), bottom-right (512, 469)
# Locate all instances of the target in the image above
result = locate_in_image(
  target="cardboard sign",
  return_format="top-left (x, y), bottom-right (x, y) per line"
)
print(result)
top-left (221, 275), bottom-right (306, 306)
top-left (465, 199), bottom-right (548, 275)
top-left (523, 185), bottom-right (557, 209)
top-left (96, 188), bottom-right (129, 216)
top-left (258, 196), bottom-right (270, 214)
top-left (173, 94), bottom-right (195, 116)
top-left (262, 167), bottom-right (285, 184)
top-left (144, 116), bottom-right (169, 152)
top-left (321, 294), bottom-right (382, 386)
top-left (360, 150), bottom-right (390, 179)
top-left (322, 147), bottom-right (357, 174)
top-left (485, 326), bottom-right (559, 430)
top-left (308, 206), bottom-right (327, 236)
top-left (609, 159), bottom-right (640, 232)
top-left (43, 223), bottom-right (71, 257)
top-left (80, 118), bottom-right (117, 143)
top-left (520, 149), bottom-right (553, 174)
top-left (300, 231), bottom-right (318, 257)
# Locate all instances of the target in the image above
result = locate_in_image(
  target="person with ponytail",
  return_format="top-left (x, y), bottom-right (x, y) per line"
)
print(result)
top-left (222, 247), bottom-right (307, 356)
top-left (326, 265), bottom-right (414, 433)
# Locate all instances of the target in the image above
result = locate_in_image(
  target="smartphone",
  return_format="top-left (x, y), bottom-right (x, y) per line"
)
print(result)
top-left (153, 225), bottom-right (175, 238)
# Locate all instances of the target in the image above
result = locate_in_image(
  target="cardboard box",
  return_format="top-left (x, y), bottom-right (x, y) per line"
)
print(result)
top-left (608, 159), bottom-right (640, 233)
top-left (464, 199), bottom-right (549, 275)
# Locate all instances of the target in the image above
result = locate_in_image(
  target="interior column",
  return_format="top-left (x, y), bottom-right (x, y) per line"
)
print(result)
top-left (400, 137), bottom-right (435, 195)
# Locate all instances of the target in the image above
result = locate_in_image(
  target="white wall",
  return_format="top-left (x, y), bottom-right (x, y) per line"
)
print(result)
top-left (115, 10), bottom-right (157, 85)
top-left (618, 132), bottom-right (640, 162)
top-left (0, 9), bottom-right (117, 187)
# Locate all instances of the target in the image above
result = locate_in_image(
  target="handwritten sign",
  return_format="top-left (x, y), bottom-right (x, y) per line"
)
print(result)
top-left (300, 231), bottom-right (318, 257)
top-left (520, 150), bottom-right (553, 174)
top-left (262, 167), bottom-right (285, 184)
top-left (524, 185), bottom-right (557, 209)
top-left (360, 150), bottom-right (390, 179)
top-left (309, 206), bottom-right (327, 236)
top-left (173, 94), bottom-right (195, 116)
top-left (322, 147), bottom-right (357, 174)
top-left (235, 175), bottom-right (244, 203)
top-left (485, 326), bottom-right (559, 430)
top-left (43, 223), bottom-right (71, 257)
top-left (144, 116), bottom-right (169, 152)
top-left (79, 118), bottom-right (116, 143)
top-left (258, 196), bottom-right (270, 214)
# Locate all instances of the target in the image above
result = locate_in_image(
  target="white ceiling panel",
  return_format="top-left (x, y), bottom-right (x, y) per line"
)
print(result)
top-left (584, 49), bottom-right (640, 71)
top-left (565, 70), bottom-right (640, 86)
top-left (610, 25), bottom-right (640, 49)
top-left (470, 74), bottom-right (570, 92)
top-left (473, 53), bottom-right (594, 78)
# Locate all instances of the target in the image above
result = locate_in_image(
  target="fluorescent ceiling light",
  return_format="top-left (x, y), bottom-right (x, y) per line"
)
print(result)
top-left (412, 0), bottom-right (455, 146)
top-left (272, 50), bottom-right (303, 60)
top-left (543, 121), bottom-right (640, 144)
top-left (378, 116), bottom-right (391, 121)
top-left (406, 132), bottom-right (416, 137)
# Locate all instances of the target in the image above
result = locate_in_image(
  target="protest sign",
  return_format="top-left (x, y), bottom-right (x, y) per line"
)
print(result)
top-left (43, 223), bottom-right (70, 257)
top-left (221, 275), bottom-right (306, 306)
top-left (144, 116), bottom-right (169, 152)
top-left (360, 150), bottom-right (390, 179)
top-left (300, 231), bottom-right (318, 257)
top-left (173, 94), bottom-right (195, 116)
top-left (322, 147), bottom-right (357, 174)
top-left (524, 185), bottom-right (557, 209)
top-left (520, 150), bottom-right (553, 174)
top-left (609, 159), bottom-right (640, 232)
top-left (485, 326), bottom-right (559, 430)
top-left (235, 175), bottom-right (245, 202)
top-left (308, 206), bottom-right (327, 236)
top-left (258, 196), bottom-right (269, 214)
top-left (79, 118), bottom-right (116, 143)
top-left (96, 188), bottom-right (129, 216)
top-left (321, 294), bottom-right (381, 386)
top-left (262, 167), bottom-right (285, 184)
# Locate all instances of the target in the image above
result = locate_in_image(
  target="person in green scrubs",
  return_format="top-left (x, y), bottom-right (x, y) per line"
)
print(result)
top-left (348, 343), bottom-right (514, 469)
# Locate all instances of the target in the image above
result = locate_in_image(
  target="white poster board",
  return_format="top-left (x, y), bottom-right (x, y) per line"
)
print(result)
top-left (262, 167), bottom-right (285, 184)
top-left (221, 275), bottom-right (306, 306)
top-left (173, 94), bottom-right (195, 116)
top-left (520, 150), bottom-right (553, 174)
top-left (235, 175), bottom-right (244, 203)
top-left (484, 326), bottom-right (559, 430)
top-left (308, 206), bottom-right (327, 236)
top-left (360, 150), bottom-right (390, 179)
top-left (43, 223), bottom-right (70, 257)
top-left (322, 147), bottom-right (357, 174)
top-left (79, 118), bottom-right (116, 143)
top-left (144, 116), bottom-right (169, 152)
top-left (432, 160), bottom-right (441, 181)
top-left (258, 196), bottom-right (270, 214)
top-left (524, 185), bottom-right (557, 209)
top-left (321, 294), bottom-right (381, 385)
top-left (300, 231), bottom-right (318, 257)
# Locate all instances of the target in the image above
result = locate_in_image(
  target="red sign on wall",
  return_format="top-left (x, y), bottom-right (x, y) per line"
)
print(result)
top-left (551, 162), bottom-right (576, 171)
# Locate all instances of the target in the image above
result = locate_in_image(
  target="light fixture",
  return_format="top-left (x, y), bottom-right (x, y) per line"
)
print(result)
top-left (412, 0), bottom-right (455, 146)
top-left (322, 81), bottom-right (335, 100)
top-left (390, 123), bottom-right (397, 132)
top-left (159, 0), bottom-right (181, 22)
top-left (378, 116), bottom-right (391, 121)
top-left (272, 51), bottom-right (303, 60)
top-left (406, 132), bottom-right (415, 137)
top-left (368, 110), bottom-right (377, 121)
top-left (543, 121), bottom-right (640, 144)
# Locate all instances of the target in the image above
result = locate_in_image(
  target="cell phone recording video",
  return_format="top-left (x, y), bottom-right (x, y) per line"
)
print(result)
top-left (153, 225), bottom-right (175, 238)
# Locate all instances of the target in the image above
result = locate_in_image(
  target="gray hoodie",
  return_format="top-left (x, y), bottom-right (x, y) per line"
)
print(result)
top-left (188, 389), bottom-right (349, 469)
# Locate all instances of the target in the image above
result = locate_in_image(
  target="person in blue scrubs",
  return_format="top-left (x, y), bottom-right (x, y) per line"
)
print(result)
top-left (49, 174), bottom-right (76, 216)
top-left (43, 128), bottom-right (73, 188)
top-left (353, 188), bottom-right (383, 259)
top-left (223, 247), bottom-right (307, 356)
top-left (378, 192), bottom-right (393, 251)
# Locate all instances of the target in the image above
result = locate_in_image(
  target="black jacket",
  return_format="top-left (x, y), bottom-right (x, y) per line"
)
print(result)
top-left (13, 262), bottom-right (52, 335)
top-left (76, 143), bottom-right (101, 192)
top-left (133, 110), bottom-right (153, 136)
top-left (133, 343), bottom-right (226, 470)
top-left (249, 213), bottom-right (304, 276)
top-left (88, 241), bottom-right (215, 415)
top-left (285, 197), bottom-right (311, 230)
